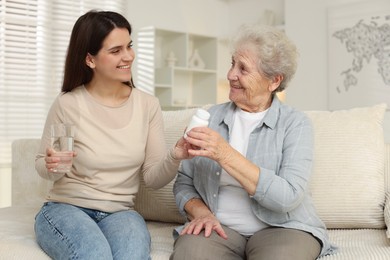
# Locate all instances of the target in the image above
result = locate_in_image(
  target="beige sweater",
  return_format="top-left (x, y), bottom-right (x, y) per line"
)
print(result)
top-left (35, 86), bottom-right (180, 213)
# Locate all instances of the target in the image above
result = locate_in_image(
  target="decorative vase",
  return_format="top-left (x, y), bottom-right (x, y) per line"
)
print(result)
top-left (188, 49), bottom-right (205, 69)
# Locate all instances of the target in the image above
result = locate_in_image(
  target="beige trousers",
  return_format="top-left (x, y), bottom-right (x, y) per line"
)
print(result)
top-left (170, 226), bottom-right (321, 260)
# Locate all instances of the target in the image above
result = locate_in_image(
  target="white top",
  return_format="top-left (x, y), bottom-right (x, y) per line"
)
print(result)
top-left (216, 107), bottom-right (269, 236)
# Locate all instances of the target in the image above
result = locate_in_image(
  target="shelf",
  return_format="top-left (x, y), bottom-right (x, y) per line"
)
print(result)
top-left (155, 84), bottom-right (172, 88)
top-left (136, 27), bottom-right (218, 108)
top-left (174, 67), bottom-right (217, 73)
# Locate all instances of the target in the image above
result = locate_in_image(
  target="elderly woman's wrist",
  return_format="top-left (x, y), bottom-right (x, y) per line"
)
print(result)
top-left (218, 146), bottom-right (236, 166)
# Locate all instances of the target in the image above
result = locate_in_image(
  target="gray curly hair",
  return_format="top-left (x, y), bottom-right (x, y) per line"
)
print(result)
top-left (231, 24), bottom-right (298, 93)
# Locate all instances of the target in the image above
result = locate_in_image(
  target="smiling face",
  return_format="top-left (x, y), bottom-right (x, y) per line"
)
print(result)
top-left (86, 27), bottom-right (134, 86)
top-left (227, 43), bottom-right (281, 112)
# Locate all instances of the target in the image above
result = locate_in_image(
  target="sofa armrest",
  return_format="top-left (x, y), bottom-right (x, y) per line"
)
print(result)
top-left (12, 139), bottom-right (51, 207)
top-left (385, 192), bottom-right (390, 238)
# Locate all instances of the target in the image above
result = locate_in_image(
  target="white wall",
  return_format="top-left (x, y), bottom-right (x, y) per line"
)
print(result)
top-left (126, 0), bottom-right (284, 39)
top-left (126, 0), bottom-right (227, 36)
top-left (227, 0), bottom-right (284, 31)
top-left (126, 0), bottom-right (284, 103)
top-left (285, 0), bottom-right (390, 142)
top-left (221, 0), bottom-right (285, 103)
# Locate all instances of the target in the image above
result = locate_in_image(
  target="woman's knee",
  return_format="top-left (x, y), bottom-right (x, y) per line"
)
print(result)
top-left (100, 210), bottom-right (150, 241)
top-left (171, 228), bottom-right (245, 260)
top-left (35, 203), bottom-right (112, 260)
top-left (99, 210), bottom-right (151, 259)
top-left (171, 234), bottom-right (210, 260)
top-left (246, 227), bottom-right (321, 260)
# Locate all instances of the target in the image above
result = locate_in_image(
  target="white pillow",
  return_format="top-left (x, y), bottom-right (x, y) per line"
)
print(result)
top-left (306, 104), bottom-right (387, 229)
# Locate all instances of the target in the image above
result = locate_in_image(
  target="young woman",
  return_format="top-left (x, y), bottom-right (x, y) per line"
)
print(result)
top-left (35, 10), bottom-right (191, 260)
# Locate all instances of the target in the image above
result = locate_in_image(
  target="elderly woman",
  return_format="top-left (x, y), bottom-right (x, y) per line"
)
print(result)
top-left (171, 24), bottom-right (337, 260)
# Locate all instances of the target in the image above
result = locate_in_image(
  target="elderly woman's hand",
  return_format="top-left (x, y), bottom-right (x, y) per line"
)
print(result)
top-left (184, 127), bottom-right (233, 165)
top-left (180, 212), bottom-right (227, 239)
top-left (186, 127), bottom-right (260, 195)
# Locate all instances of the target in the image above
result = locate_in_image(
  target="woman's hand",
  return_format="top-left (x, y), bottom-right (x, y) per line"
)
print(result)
top-left (181, 213), bottom-right (227, 239)
top-left (172, 137), bottom-right (194, 160)
top-left (182, 198), bottom-right (227, 239)
top-left (186, 127), bottom-right (260, 195)
top-left (184, 127), bottom-right (234, 165)
top-left (45, 147), bottom-right (77, 173)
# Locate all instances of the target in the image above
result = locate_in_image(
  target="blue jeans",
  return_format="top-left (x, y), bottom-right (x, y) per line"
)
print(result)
top-left (35, 202), bottom-right (151, 260)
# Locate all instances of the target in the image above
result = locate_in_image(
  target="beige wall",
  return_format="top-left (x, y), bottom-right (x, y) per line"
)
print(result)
top-left (285, 0), bottom-right (390, 142)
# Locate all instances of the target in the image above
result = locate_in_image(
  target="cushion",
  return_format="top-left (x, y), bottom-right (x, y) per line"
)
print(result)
top-left (385, 192), bottom-right (390, 238)
top-left (306, 103), bottom-right (387, 229)
top-left (386, 143), bottom-right (390, 237)
top-left (134, 107), bottom-right (205, 224)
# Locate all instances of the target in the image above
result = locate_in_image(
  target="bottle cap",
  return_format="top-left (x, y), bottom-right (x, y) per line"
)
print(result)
top-left (196, 109), bottom-right (210, 120)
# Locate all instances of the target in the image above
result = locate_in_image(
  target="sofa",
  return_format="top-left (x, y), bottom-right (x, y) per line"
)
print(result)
top-left (0, 103), bottom-right (390, 260)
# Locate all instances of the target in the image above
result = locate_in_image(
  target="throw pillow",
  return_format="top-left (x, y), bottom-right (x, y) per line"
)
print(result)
top-left (306, 103), bottom-right (386, 229)
top-left (134, 107), bottom-right (205, 224)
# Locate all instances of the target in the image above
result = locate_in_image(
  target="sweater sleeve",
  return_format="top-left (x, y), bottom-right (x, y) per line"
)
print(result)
top-left (141, 99), bottom-right (181, 189)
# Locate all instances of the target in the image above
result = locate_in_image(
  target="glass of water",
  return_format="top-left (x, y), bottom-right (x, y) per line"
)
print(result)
top-left (51, 123), bottom-right (75, 173)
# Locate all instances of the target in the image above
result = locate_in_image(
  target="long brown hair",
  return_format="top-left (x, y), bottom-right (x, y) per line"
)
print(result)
top-left (61, 10), bottom-right (133, 92)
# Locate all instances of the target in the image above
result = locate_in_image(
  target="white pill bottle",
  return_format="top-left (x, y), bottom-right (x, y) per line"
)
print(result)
top-left (184, 109), bottom-right (210, 138)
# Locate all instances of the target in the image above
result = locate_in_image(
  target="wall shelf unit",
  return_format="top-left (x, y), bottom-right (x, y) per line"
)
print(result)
top-left (136, 27), bottom-right (218, 109)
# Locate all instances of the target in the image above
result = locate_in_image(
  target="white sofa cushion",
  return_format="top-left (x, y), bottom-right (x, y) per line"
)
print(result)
top-left (306, 104), bottom-right (387, 229)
